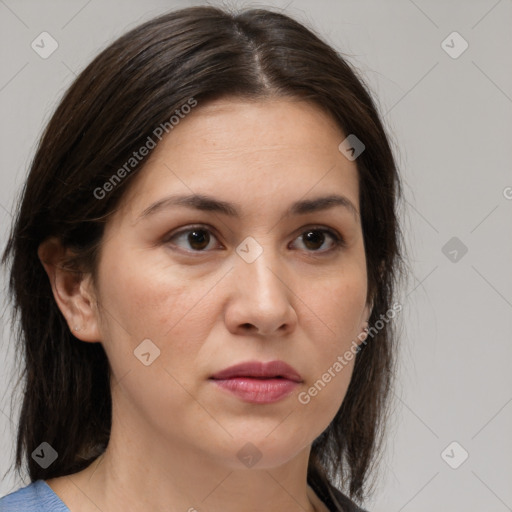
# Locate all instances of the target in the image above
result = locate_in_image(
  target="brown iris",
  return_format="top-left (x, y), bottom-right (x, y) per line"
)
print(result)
top-left (302, 230), bottom-right (326, 251)
top-left (188, 229), bottom-right (210, 250)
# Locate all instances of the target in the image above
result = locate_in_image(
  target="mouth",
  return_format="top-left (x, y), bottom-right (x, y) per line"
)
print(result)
top-left (209, 360), bottom-right (303, 404)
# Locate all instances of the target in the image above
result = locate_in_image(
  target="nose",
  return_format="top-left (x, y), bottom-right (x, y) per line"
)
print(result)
top-left (224, 246), bottom-right (298, 337)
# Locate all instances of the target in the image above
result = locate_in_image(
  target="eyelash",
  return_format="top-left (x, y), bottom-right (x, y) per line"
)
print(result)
top-left (164, 225), bottom-right (345, 256)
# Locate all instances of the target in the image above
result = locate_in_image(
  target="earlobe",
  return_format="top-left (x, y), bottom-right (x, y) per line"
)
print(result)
top-left (363, 298), bottom-right (373, 324)
top-left (358, 322), bottom-right (370, 343)
top-left (37, 237), bottom-right (101, 343)
top-left (357, 299), bottom-right (373, 345)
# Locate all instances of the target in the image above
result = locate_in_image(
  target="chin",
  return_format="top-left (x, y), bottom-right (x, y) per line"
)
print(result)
top-left (211, 431), bottom-right (313, 471)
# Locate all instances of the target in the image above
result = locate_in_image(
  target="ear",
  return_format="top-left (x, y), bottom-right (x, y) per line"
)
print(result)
top-left (363, 297), bottom-right (373, 324)
top-left (38, 237), bottom-right (101, 343)
top-left (356, 297), bottom-right (374, 346)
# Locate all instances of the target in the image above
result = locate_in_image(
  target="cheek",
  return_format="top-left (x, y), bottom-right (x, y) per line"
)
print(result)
top-left (95, 252), bottom-right (219, 439)
top-left (299, 361), bottom-right (354, 425)
top-left (290, 268), bottom-right (366, 428)
top-left (301, 268), bottom-right (367, 345)
top-left (95, 248), bottom-right (221, 386)
top-left (97, 247), bottom-right (205, 337)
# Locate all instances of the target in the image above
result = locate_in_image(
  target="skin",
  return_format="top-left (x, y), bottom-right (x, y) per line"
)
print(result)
top-left (39, 97), bottom-right (371, 512)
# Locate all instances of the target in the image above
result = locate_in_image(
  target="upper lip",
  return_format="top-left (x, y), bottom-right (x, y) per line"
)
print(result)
top-left (210, 360), bottom-right (303, 383)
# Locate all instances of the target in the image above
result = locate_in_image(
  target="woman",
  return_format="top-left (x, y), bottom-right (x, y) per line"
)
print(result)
top-left (1, 5), bottom-right (404, 511)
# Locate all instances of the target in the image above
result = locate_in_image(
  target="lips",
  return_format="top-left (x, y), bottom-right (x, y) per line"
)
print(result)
top-left (209, 360), bottom-right (303, 404)
top-left (209, 360), bottom-right (303, 383)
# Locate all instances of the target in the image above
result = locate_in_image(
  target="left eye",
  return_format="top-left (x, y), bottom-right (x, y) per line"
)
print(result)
top-left (290, 228), bottom-right (344, 253)
top-left (166, 226), bottom-right (343, 253)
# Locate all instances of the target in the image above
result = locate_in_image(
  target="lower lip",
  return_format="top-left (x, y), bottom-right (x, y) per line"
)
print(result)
top-left (210, 377), bottom-right (299, 404)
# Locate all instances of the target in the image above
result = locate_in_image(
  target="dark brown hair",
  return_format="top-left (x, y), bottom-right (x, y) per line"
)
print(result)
top-left (2, 5), bottom-right (404, 502)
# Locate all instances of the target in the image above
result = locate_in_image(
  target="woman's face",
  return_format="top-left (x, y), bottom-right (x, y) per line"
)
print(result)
top-left (89, 97), bottom-right (371, 468)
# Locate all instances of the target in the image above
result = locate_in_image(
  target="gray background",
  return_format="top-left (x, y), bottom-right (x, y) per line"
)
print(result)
top-left (1, 0), bottom-right (511, 510)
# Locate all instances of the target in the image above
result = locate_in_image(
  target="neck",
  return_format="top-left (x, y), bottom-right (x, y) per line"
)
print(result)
top-left (61, 410), bottom-right (324, 512)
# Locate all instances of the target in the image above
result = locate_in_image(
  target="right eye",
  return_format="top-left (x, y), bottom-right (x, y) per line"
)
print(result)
top-left (165, 226), bottom-right (222, 252)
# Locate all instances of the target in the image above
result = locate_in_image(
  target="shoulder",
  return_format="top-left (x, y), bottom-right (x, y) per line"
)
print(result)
top-left (0, 480), bottom-right (70, 512)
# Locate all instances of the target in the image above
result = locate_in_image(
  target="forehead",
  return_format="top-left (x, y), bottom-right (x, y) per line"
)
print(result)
top-left (165, 96), bottom-right (346, 153)
top-left (116, 97), bottom-right (360, 222)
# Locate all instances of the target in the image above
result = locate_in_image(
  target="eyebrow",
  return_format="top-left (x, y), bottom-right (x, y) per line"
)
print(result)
top-left (138, 193), bottom-right (359, 221)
